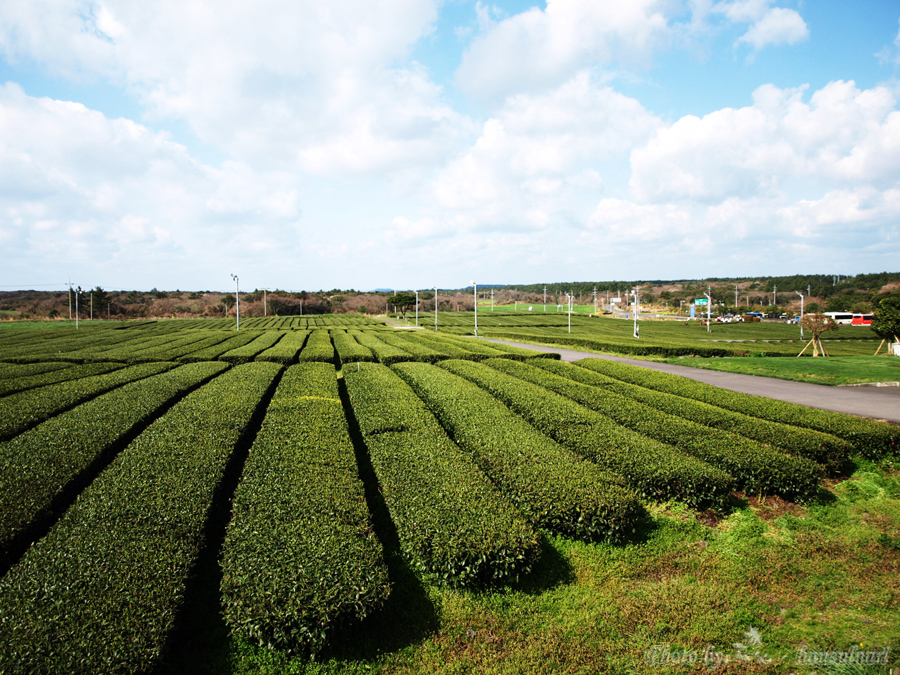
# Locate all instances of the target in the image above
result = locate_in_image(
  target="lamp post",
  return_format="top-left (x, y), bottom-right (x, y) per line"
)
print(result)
top-left (796, 291), bottom-right (804, 339)
top-left (632, 287), bottom-right (639, 338)
top-left (566, 293), bottom-right (573, 333)
top-left (434, 286), bottom-right (438, 332)
top-left (471, 281), bottom-right (477, 336)
top-left (414, 289), bottom-right (419, 327)
top-left (264, 288), bottom-right (267, 317)
top-left (230, 274), bottom-right (240, 330)
top-left (543, 286), bottom-right (547, 312)
top-left (704, 288), bottom-right (712, 333)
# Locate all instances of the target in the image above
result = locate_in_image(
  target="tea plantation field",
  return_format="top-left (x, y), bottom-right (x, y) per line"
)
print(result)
top-left (0, 318), bottom-right (897, 673)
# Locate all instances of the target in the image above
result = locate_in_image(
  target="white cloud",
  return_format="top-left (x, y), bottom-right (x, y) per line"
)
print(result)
top-left (0, 83), bottom-right (308, 286)
top-left (455, 0), bottom-right (670, 104)
top-left (737, 7), bottom-right (808, 49)
top-left (0, 1), bottom-right (466, 176)
top-left (630, 81), bottom-right (900, 204)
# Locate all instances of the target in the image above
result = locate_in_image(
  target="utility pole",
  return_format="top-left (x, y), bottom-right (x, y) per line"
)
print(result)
top-left (264, 288), bottom-right (267, 317)
top-left (735, 285), bottom-right (738, 310)
top-left (414, 289), bottom-right (419, 327)
top-left (543, 286), bottom-right (547, 312)
top-left (230, 274), bottom-right (240, 330)
top-left (90, 293), bottom-right (93, 321)
top-left (797, 291), bottom-right (805, 340)
top-left (75, 286), bottom-right (80, 329)
top-left (68, 280), bottom-right (72, 320)
top-left (773, 284), bottom-right (777, 307)
top-left (633, 287), bottom-right (639, 338)
top-left (491, 289), bottom-right (494, 311)
top-left (593, 286), bottom-right (597, 314)
top-left (434, 286), bottom-right (438, 331)
top-left (566, 293), bottom-right (572, 333)
top-left (705, 287), bottom-right (712, 333)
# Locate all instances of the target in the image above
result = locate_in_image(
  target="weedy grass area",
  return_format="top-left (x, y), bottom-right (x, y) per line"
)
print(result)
top-left (165, 458), bottom-right (900, 675)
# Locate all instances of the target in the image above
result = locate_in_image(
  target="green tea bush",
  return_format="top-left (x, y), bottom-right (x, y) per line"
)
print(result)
top-left (220, 332), bottom-right (285, 364)
top-left (353, 332), bottom-right (413, 365)
top-left (0, 362), bottom-right (229, 567)
top-left (392, 362), bottom-right (643, 541)
top-left (0, 362), bottom-right (173, 441)
top-left (296, 330), bottom-right (335, 364)
top-left (438, 360), bottom-right (734, 508)
top-left (343, 363), bottom-right (539, 586)
top-left (0, 362), bottom-right (119, 398)
top-left (221, 363), bottom-right (389, 654)
top-left (332, 331), bottom-right (375, 364)
top-left (177, 331), bottom-right (261, 362)
top-left (575, 359), bottom-right (897, 460)
top-left (256, 330), bottom-right (310, 364)
top-left (0, 362), bottom-right (281, 674)
top-left (539, 359), bottom-right (850, 473)
top-left (489, 359), bottom-right (824, 500)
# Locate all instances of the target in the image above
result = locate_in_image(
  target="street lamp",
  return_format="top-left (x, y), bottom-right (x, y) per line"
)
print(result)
top-left (471, 281), bottom-right (477, 336)
top-left (434, 286), bottom-right (438, 332)
top-left (796, 291), bottom-right (805, 339)
top-left (704, 288), bottom-right (712, 333)
top-left (566, 293), bottom-right (573, 333)
top-left (414, 289), bottom-right (419, 327)
top-left (230, 274), bottom-right (240, 330)
top-left (632, 287), bottom-right (639, 338)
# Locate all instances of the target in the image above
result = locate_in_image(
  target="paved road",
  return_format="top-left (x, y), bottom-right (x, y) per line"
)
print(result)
top-left (483, 339), bottom-right (900, 425)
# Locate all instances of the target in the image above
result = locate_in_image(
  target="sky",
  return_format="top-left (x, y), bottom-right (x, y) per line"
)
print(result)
top-left (1, 0), bottom-right (900, 292)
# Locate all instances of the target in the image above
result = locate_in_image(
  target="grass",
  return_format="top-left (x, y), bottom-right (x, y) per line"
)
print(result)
top-left (659, 355), bottom-right (900, 386)
top-left (159, 458), bottom-right (900, 674)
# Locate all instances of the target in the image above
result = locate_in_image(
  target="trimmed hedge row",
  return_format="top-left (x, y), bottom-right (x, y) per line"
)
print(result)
top-left (537, 359), bottom-right (850, 474)
top-left (255, 330), bottom-right (310, 364)
top-left (433, 335), bottom-right (535, 360)
top-left (488, 359), bottom-right (824, 500)
top-left (0, 362), bottom-right (173, 441)
top-left (575, 359), bottom-right (898, 460)
top-left (476, 329), bottom-right (783, 358)
top-left (0, 361), bottom-right (229, 567)
top-left (477, 339), bottom-right (561, 360)
top-left (145, 332), bottom-right (235, 361)
top-left (0, 362), bottom-right (282, 674)
top-left (177, 331), bottom-right (262, 362)
top-left (438, 359), bottom-right (734, 508)
top-left (378, 333), bottom-right (448, 363)
top-left (221, 332), bottom-right (285, 364)
top-left (0, 362), bottom-right (71, 381)
top-left (343, 363), bottom-right (539, 586)
top-left (0, 361), bottom-right (119, 398)
top-left (296, 331), bottom-right (335, 364)
top-left (353, 332), bottom-right (413, 365)
top-left (411, 333), bottom-right (482, 360)
top-left (221, 363), bottom-right (389, 654)
top-left (332, 332), bottom-right (375, 364)
top-left (392, 362), bottom-right (643, 541)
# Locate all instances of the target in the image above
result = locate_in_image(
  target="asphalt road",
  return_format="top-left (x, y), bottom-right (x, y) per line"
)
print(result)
top-left (483, 339), bottom-right (900, 425)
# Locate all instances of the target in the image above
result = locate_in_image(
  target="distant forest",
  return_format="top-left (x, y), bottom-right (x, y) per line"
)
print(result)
top-left (1, 272), bottom-right (898, 321)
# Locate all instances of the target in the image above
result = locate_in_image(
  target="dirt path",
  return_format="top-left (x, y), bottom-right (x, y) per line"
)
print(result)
top-left (482, 339), bottom-right (900, 424)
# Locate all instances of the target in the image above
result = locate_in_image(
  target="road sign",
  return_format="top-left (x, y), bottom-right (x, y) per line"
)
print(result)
top-left (695, 298), bottom-right (708, 306)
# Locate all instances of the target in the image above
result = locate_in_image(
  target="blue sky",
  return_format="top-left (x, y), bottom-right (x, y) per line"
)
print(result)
top-left (1, 0), bottom-right (899, 292)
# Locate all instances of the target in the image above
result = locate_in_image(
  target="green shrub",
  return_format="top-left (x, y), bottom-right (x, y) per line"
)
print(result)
top-left (392, 362), bottom-right (643, 541)
top-left (438, 360), bottom-right (734, 508)
top-left (377, 333), bottom-right (448, 363)
top-left (177, 332), bottom-right (262, 362)
top-left (255, 330), bottom-right (310, 364)
top-left (296, 330), bottom-right (335, 364)
top-left (343, 363), bottom-right (539, 586)
top-left (0, 362), bottom-right (174, 441)
top-left (221, 363), bottom-right (389, 654)
top-left (332, 331), bottom-right (375, 364)
top-left (0, 362), bottom-right (282, 674)
top-left (488, 359), bottom-right (824, 500)
top-left (0, 362), bottom-right (229, 567)
top-left (575, 359), bottom-right (897, 460)
top-left (220, 332), bottom-right (285, 364)
top-left (353, 332), bottom-right (413, 365)
top-left (539, 359), bottom-right (850, 473)
top-left (0, 362), bottom-right (120, 398)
